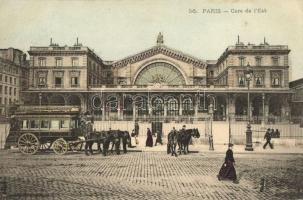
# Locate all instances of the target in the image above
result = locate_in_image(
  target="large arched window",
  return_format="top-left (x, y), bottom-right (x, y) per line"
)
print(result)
top-left (135, 62), bottom-right (186, 85)
top-left (182, 97), bottom-right (194, 115)
top-left (167, 97), bottom-right (179, 116)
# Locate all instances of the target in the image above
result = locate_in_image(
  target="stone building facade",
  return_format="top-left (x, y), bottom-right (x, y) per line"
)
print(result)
top-left (0, 48), bottom-right (28, 116)
top-left (24, 34), bottom-right (292, 125)
top-left (289, 78), bottom-right (303, 124)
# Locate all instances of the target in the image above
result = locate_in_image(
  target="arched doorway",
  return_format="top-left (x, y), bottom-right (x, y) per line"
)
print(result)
top-left (91, 95), bottom-right (102, 116)
top-left (152, 96), bottom-right (164, 116)
top-left (166, 96), bottom-right (179, 117)
top-left (182, 96), bottom-right (194, 116)
top-left (105, 95), bottom-right (118, 120)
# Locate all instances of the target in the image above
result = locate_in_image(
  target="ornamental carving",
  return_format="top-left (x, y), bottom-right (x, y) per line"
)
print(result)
top-left (113, 46), bottom-right (206, 69)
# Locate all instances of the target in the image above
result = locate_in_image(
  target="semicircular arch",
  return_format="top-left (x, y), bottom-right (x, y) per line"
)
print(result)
top-left (133, 59), bottom-right (188, 85)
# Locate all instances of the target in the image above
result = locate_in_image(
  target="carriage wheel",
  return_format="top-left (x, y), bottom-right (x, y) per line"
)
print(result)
top-left (18, 133), bottom-right (40, 155)
top-left (52, 138), bottom-right (68, 155)
top-left (40, 142), bottom-right (52, 151)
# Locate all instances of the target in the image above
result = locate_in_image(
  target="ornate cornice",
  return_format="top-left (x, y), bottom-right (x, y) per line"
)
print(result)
top-left (112, 45), bottom-right (207, 69)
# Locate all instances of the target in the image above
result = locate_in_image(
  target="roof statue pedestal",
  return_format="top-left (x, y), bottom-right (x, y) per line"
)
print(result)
top-left (157, 32), bottom-right (164, 45)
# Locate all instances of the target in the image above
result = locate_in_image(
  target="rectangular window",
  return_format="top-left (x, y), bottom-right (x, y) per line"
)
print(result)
top-left (55, 77), bottom-right (62, 87)
top-left (4, 86), bottom-right (7, 94)
top-left (14, 78), bottom-right (16, 85)
top-left (9, 87), bottom-right (12, 95)
top-left (239, 57), bottom-right (245, 66)
top-left (40, 120), bottom-right (49, 129)
top-left (14, 88), bottom-right (16, 96)
top-left (60, 120), bottom-right (69, 129)
top-left (22, 120), bottom-right (29, 129)
top-left (38, 77), bottom-right (46, 86)
top-left (5, 76), bottom-right (7, 82)
top-left (50, 120), bottom-right (60, 129)
top-left (30, 120), bottom-right (39, 129)
top-left (238, 76), bottom-right (245, 86)
top-left (71, 77), bottom-right (79, 87)
top-left (255, 57), bottom-right (262, 66)
top-left (0, 85), bottom-right (2, 93)
top-left (9, 77), bottom-right (12, 84)
top-left (70, 120), bottom-right (78, 129)
top-left (72, 58), bottom-right (79, 67)
top-left (0, 97), bottom-right (2, 104)
top-left (0, 74), bottom-right (2, 81)
top-left (272, 57), bottom-right (279, 66)
top-left (255, 77), bottom-right (263, 86)
top-left (56, 58), bottom-right (63, 67)
top-left (38, 58), bottom-right (46, 67)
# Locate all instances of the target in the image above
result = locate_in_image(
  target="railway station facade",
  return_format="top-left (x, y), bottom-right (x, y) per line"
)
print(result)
top-left (24, 34), bottom-right (292, 124)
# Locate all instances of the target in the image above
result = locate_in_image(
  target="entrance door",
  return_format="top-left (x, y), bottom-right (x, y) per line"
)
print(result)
top-left (151, 121), bottom-right (163, 136)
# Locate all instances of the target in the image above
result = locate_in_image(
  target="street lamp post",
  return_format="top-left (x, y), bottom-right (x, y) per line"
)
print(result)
top-left (208, 103), bottom-right (214, 151)
top-left (244, 64), bottom-right (254, 151)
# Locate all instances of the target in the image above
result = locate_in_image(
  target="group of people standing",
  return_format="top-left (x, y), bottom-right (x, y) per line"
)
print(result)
top-left (146, 128), bottom-right (163, 147)
top-left (263, 128), bottom-right (280, 149)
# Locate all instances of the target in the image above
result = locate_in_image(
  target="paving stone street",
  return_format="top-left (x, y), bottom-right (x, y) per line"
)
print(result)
top-left (0, 148), bottom-right (302, 200)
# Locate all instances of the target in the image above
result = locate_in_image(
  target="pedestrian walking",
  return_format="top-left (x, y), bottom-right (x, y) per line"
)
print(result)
top-left (146, 128), bottom-right (153, 147)
top-left (154, 131), bottom-right (163, 146)
top-left (135, 121), bottom-right (139, 136)
top-left (263, 128), bottom-right (273, 149)
top-left (275, 129), bottom-right (280, 138)
top-left (217, 144), bottom-right (238, 183)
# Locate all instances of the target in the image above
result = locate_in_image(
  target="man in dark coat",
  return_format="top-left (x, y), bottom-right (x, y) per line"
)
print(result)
top-left (145, 128), bottom-right (153, 147)
top-left (217, 144), bottom-right (238, 183)
top-left (135, 122), bottom-right (139, 136)
top-left (263, 128), bottom-right (273, 149)
top-left (84, 122), bottom-right (94, 155)
top-left (154, 131), bottom-right (163, 146)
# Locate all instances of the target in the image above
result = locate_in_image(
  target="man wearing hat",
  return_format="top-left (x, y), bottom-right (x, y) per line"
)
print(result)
top-left (84, 121), bottom-right (94, 155)
top-left (263, 128), bottom-right (273, 149)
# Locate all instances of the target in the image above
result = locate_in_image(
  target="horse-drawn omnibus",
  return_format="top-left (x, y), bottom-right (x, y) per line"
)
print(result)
top-left (5, 105), bottom-right (85, 155)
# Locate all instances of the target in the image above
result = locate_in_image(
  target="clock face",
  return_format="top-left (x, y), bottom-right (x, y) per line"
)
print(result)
top-left (135, 62), bottom-right (186, 85)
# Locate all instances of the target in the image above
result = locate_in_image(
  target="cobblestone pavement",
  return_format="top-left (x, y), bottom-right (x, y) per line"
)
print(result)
top-left (0, 150), bottom-right (302, 200)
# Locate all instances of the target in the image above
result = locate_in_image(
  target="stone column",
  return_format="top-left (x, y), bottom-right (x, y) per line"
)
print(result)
top-left (281, 95), bottom-right (290, 122)
top-left (179, 95), bottom-right (183, 116)
top-left (133, 103), bottom-right (136, 121)
top-left (117, 95), bottom-right (122, 120)
top-left (227, 94), bottom-right (235, 121)
top-left (102, 98), bottom-right (106, 121)
top-left (164, 103), bottom-right (167, 117)
top-left (194, 97), bottom-right (198, 118)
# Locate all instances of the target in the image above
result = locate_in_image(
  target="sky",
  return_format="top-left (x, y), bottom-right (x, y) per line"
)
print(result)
top-left (0, 0), bottom-right (302, 80)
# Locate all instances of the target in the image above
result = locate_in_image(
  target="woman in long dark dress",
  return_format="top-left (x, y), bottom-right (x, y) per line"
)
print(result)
top-left (146, 128), bottom-right (153, 147)
top-left (217, 144), bottom-right (238, 183)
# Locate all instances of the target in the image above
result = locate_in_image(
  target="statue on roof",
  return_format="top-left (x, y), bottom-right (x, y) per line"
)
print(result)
top-left (157, 32), bottom-right (164, 45)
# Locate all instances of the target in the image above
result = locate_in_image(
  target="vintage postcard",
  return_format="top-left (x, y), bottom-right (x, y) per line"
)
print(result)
top-left (0, 0), bottom-right (302, 199)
